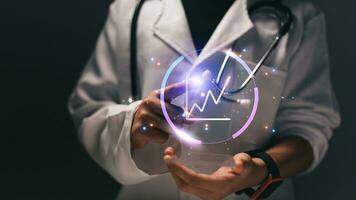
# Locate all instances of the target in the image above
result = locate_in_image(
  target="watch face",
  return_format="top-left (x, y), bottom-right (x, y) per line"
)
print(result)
top-left (160, 49), bottom-right (259, 145)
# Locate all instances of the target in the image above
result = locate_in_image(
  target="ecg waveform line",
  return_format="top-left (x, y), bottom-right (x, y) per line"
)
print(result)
top-left (186, 76), bottom-right (231, 121)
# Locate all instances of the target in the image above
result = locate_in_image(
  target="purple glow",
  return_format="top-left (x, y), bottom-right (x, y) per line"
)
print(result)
top-left (190, 75), bottom-right (203, 87)
top-left (160, 50), bottom-right (259, 144)
top-left (160, 56), bottom-right (202, 144)
top-left (232, 87), bottom-right (259, 139)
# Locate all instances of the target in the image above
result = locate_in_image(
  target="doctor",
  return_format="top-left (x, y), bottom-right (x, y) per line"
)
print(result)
top-left (68, 0), bottom-right (340, 199)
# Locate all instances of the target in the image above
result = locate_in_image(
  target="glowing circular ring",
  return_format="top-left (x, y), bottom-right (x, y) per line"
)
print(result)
top-left (160, 52), bottom-right (259, 144)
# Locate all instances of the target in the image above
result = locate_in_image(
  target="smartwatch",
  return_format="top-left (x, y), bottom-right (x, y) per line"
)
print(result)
top-left (235, 150), bottom-right (283, 200)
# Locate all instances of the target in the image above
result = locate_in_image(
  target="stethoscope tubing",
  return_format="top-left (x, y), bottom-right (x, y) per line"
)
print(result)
top-left (130, 0), bottom-right (292, 101)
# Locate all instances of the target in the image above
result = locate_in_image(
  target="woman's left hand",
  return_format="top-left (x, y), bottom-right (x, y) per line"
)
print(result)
top-left (164, 147), bottom-right (267, 200)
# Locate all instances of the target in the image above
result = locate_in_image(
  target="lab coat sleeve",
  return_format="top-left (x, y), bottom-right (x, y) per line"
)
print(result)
top-left (68, 2), bottom-right (158, 185)
top-left (274, 11), bottom-right (341, 173)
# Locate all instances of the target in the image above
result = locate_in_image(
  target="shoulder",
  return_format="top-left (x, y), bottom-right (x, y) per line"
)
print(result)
top-left (109, 0), bottom-right (139, 15)
top-left (107, 0), bottom-right (142, 23)
top-left (285, 0), bottom-right (325, 24)
top-left (281, 1), bottom-right (328, 67)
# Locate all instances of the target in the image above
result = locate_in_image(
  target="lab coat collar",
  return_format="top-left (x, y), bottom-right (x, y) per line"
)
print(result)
top-left (195, 0), bottom-right (254, 65)
top-left (153, 0), bottom-right (197, 63)
top-left (153, 0), bottom-right (254, 65)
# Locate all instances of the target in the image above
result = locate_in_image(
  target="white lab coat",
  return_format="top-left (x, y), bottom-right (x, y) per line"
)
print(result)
top-left (68, 0), bottom-right (340, 199)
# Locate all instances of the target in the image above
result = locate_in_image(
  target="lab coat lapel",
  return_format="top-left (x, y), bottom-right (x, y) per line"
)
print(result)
top-left (195, 0), bottom-right (254, 66)
top-left (153, 0), bottom-right (197, 63)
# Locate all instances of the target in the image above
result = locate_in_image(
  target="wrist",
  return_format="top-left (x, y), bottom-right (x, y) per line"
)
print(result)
top-left (250, 157), bottom-right (268, 186)
top-left (236, 151), bottom-right (283, 199)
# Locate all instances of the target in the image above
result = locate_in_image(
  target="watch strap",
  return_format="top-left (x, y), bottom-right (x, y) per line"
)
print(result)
top-left (248, 150), bottom-right (280, 178)
top-left (235, 149), bottom-right (283, 199)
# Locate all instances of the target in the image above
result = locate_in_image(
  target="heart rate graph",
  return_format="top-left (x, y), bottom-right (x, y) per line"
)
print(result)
top-left (185, 76), bottom-right (231, 121)
top-left (160, 49), bottom-right (259, 144)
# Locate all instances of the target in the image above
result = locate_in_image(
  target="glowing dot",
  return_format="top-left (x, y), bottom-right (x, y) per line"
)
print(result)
top-left (272, 96), bottom-right (276, 100)
top-left (272, 68), bottom-right (276, 73)
top-left (184, 110), bottom-right (189, 116)
top-left (272, 128), bottom-right (276, 133)
top-left (204, 127), bottom-right (209, 131)
top-left (236, 98), bottom-right (241, 103)
top-left (149, 123), bottom-right (154, 127)
top-left (157, 62), bottom-right (161, 66)
top-left (122, 99), bottom-right (126, 103)
top-left (200, 92), bottom-right (205, 97)
top-left (264, 72), bottom-right (269, 76)
top-left (240, 99), bottom-right (251, 106)
top-left (239, 54), bottom-right (242, 57)
top-left (150, 57), bottom-right (154, 61)
top-left (264, 125), bottom-right (269, 129)
top-left (128, 97), bottom-right (133, 103)
top-left (226, 147), bottom-right (230, 151)
top-left (182, 113), bottom-right (186, 117)
top-left (191, 76), bottom-right (203, 86)
top-left (155, 90), bottom-right (159, 94)
top-left (142, 126), bottom-right (147, 131)
top-left (281, 96), bottom-right (285, 99)
top-left (242, 48), bottom-right (247, 52)
top-left (291, 96), bottom-right (295, 100)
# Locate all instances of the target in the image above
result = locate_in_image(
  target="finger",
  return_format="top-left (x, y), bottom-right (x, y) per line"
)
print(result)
top-left (162, 103), bottom-right (193, 125)
top-left (162, 81), bottom-right (186, 102)
top-left (152, 102), bottom-right (186, 123)
top-left (133, 122), bottom-right (169, 144)
top-left (142, 95), bottom-right (174, 113)
top-left (164, 149), bottom-right (214, 199)
top-left (164, 147), bottom-right (175, 156)
top-left (142, 97), bottom-right (191, 125)
top-left (164, 151), bottom-right (228, 196)
top-left (139, 112), bottom-right (182, 134)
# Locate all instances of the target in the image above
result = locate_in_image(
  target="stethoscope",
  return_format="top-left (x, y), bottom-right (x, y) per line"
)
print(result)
top-left (130, 0), bottom-right (292, 101)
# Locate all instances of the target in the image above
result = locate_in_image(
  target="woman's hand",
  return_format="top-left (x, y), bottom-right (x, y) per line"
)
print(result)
top-left (164, 147), bottom-right (268, 200)
top-left (131, 82), bottom-right (189, 149)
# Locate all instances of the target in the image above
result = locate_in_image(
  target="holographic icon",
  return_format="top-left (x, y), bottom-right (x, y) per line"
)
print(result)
top-left (160, 49), bottom-right (259, 144)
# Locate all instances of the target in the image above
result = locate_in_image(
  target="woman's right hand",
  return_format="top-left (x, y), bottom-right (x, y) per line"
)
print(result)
top-left (131, 82), bottom-right (189, 149)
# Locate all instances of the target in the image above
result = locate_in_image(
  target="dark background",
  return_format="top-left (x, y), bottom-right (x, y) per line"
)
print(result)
top-left (1, 0), bottom-right (355, 199)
